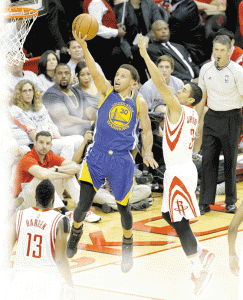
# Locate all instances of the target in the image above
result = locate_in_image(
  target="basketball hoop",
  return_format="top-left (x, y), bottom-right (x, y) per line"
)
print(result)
top-left (0, 6), bottom-right (38, 66)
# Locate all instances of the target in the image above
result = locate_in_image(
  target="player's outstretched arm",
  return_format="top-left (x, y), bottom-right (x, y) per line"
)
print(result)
top-left (138, 34), bottom-right (181, 115)
top-left (228, 201), bottom-right (243, 276)
top-left (73, 32), bottom-right (111, 101)
top-left (139, 97), bottom-right (159, 169)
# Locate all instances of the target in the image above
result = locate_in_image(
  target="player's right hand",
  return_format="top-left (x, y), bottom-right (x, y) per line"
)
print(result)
top-left (143, 155), bottom-right (159, 169)
top-left (229, 254), bottom-right (240, 276)
top-left (72, 31), bottom-right (88, 49)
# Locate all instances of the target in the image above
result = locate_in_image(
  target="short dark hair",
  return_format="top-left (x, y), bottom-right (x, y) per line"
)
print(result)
top-left (35, 131), bottom-right (52, 141)
top-left (37, 50), bottom-right (60, 79)
top-left (188, 83), bottom-right (203, 106)
top-left (36, 179), bottom-right (55, 207)
top-left (215, 28), bottom-right (234, 41)
top-left (213, 35), bottom-right (231, 50)
top-left (119, 64), bottom-right (139, 82)
top-left (54, 63), bottom-right (71, 74)
top-left (75, 61), bottom-right (87, 76)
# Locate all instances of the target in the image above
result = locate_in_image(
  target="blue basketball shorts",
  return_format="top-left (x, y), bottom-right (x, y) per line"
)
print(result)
top-left (79, 146), bottom-right (134, 206)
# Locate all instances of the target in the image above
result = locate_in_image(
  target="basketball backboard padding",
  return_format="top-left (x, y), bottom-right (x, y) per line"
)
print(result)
top-left (7, 0), bottom-right (48, 17)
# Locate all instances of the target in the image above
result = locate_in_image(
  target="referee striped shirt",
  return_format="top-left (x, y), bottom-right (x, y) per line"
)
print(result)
top-left (198, 60), bottom-right (243, 111)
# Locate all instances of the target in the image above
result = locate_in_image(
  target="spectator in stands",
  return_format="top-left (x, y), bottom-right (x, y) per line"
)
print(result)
top-left (82, 0), bottom-right (126, 80)
top-left (73, 61), bottom-right (99, 120)
top-left (37, 50), bottom-right (60, 92)
top-left (42, 63), bottom-right (94, 136)
top-left (7, 53), bottom-right (45, 94)
top-left (169, 0), bottom-right (209, 64)
top-left (114, 0), bottom-right (164, 83)
top-left (66, 39), bottom-right (106, 83)
top-left (147, 20), bottom-right (200, 83)
top-left (140, 55), bottom-right (184, 112)
top-left (9, 80), bottom-right (84, 161)
top-left (13, 130), bottom-right (101, 223)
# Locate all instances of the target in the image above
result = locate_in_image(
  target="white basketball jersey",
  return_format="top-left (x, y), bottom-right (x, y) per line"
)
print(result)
top-left (14, 207), bottom-right (65, 271)
top-left (163, 105), bottom-right (198, 167)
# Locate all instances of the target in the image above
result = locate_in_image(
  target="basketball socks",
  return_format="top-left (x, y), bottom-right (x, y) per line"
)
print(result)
top-left (190, 253), bottom-right (203, 278)
top-left (121, 235), bottom-right (133, 273)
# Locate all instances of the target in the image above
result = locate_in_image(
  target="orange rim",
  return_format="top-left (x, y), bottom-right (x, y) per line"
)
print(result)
top-left (4, 6), bottom-right (38, 19)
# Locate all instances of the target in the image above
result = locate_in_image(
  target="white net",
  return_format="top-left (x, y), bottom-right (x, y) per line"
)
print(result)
top-left (0, 6), bottom-right (38, 66)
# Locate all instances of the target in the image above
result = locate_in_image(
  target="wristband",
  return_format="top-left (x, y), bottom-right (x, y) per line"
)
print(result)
top-left (143, 154), bottom-right (152, 159)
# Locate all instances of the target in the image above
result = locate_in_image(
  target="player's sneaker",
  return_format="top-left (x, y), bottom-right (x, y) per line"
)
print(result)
top-left (66, 224), bottom-right (83, 258)
top-left (121, 235), bottom-right (133, 273)
top-left (191, 270), bottom-right (212, 296)
top-left (65, 211), bottom-right (73, 227)
top-left (84, 209), bottom-right (101, 223)
top-left (199, 249), bottom-right (215, 271)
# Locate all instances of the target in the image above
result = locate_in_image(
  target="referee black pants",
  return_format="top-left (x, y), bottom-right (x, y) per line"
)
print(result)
top-left (199, 108), bottom-right (242, 206)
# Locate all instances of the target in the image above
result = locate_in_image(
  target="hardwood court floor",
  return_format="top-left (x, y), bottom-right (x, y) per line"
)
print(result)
top-left (64, 181), bottom-right (243, 300)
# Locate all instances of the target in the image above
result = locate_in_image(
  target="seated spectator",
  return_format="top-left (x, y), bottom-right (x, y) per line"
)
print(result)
top-left (82, 0), bottom-right (126, 80)
top-left (114, 0), bottom-right (164, 83)
top-left (147, 20), bottom-right (200, 83)
top-left (139, 55), bottom-right (184, 111)
top-left (37, 50), bottom-right (60, 92)
top-left (72, 131), bottom-right (152, 213)
top-left (169, 0), bottom-right (209, 64)
top-left (67, 39), bottom-right (106, 83)
top-left (7, 53), bottom-right (45, 94)
top-left (9, 80), bottom-right (84, 161)
top-left (42, 63), bottom-right (94, 136)
top-left (13, 131), bottom-right (101, 222)
top-left (73, 61), bottom-right (99, 120)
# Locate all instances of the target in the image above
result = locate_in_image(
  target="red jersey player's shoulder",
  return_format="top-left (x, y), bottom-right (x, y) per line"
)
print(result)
top-left (231, 46), bottom-right (243, 66)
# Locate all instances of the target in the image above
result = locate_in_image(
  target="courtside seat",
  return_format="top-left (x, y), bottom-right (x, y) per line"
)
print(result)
top-left (23, 56), bottom-right (41, 75)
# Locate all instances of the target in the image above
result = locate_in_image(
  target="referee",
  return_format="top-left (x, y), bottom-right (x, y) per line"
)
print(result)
top-left (196, 35), bottom-right (243, 215)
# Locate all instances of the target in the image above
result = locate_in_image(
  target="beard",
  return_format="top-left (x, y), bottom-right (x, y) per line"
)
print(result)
top-left (59, 81), bottom-right (69, 89)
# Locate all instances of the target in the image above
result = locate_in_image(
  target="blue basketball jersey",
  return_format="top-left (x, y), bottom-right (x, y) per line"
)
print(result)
top-left (92, 88), bottom-right (140, 151)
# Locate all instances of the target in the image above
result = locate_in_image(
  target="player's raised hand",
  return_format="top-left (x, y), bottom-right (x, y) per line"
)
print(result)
top-left (138, 34), bottom-right (148, 59)
top-left (72, 31), bottom-right (88, 49)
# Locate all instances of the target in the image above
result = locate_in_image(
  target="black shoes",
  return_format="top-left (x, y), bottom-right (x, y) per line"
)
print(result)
top-left (199, 204), bottom-right (211, 215)
top-left (66, 224), bottom-right (83, 258)
top-left (121, 235), bottom-right (133, 273)
top-left (226, 204), bottom-right (237, 213)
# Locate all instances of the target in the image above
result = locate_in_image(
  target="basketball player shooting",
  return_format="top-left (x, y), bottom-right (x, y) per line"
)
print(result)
top-left (66, 31), bottom-right (158, 273)
top-left (138, 34), bottom-right (215, 296)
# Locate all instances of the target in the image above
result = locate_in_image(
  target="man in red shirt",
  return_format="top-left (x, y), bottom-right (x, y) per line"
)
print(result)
top-left (14, 131), bottom-right (81, 213)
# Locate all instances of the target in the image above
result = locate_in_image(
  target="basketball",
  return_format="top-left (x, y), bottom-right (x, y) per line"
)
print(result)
top-left (72, 13), bottom-right (99, 41)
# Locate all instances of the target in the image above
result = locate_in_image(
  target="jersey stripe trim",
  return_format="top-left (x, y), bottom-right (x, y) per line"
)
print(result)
top-left (16, 210), bottom-right (23, 241)
top-left (98, 87), bottom-right (113, 108)
top-left (50, 214), bottom-right (63, 260)
top-left (165, 109), bottom-right (185, 151)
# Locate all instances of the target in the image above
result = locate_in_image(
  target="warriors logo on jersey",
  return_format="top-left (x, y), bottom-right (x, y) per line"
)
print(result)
top-left (108, 102), bottom-right (134, 131)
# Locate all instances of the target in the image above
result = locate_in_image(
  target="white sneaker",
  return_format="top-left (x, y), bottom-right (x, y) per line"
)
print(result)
top-left (191, 270), bottom-right (212, 296)
top-left (84, 209), bottom-right (101, 223)
top-left (65, 211), bottom-right (73, 226)
top-left (216, 182), bottom-right (225, 195)
top-left (199, 249), bottom-right (215, 271)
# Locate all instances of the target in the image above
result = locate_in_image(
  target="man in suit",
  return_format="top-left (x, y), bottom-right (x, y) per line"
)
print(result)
top-left (114, 0), bottom-right (164, 83)
top-left (147, 20), bottom-right (200, 83)
top-left (169, 0), bottom-right (208, 64)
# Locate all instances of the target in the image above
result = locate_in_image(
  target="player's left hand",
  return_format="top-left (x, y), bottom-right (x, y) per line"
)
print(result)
top-left (143, 155), bottom-right (159, 169)
top-left (229, 254), bottom-right (240, 276)
top-left (138, 34), bottom-right (148, 59)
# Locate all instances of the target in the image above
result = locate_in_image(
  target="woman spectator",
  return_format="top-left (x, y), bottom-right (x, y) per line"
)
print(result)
top-left (37, 50), bottom-right (60, 92)
top-left (9, 79), bottom-right (84, 161)
top-left (73, 61), bottom-right (99, 121)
